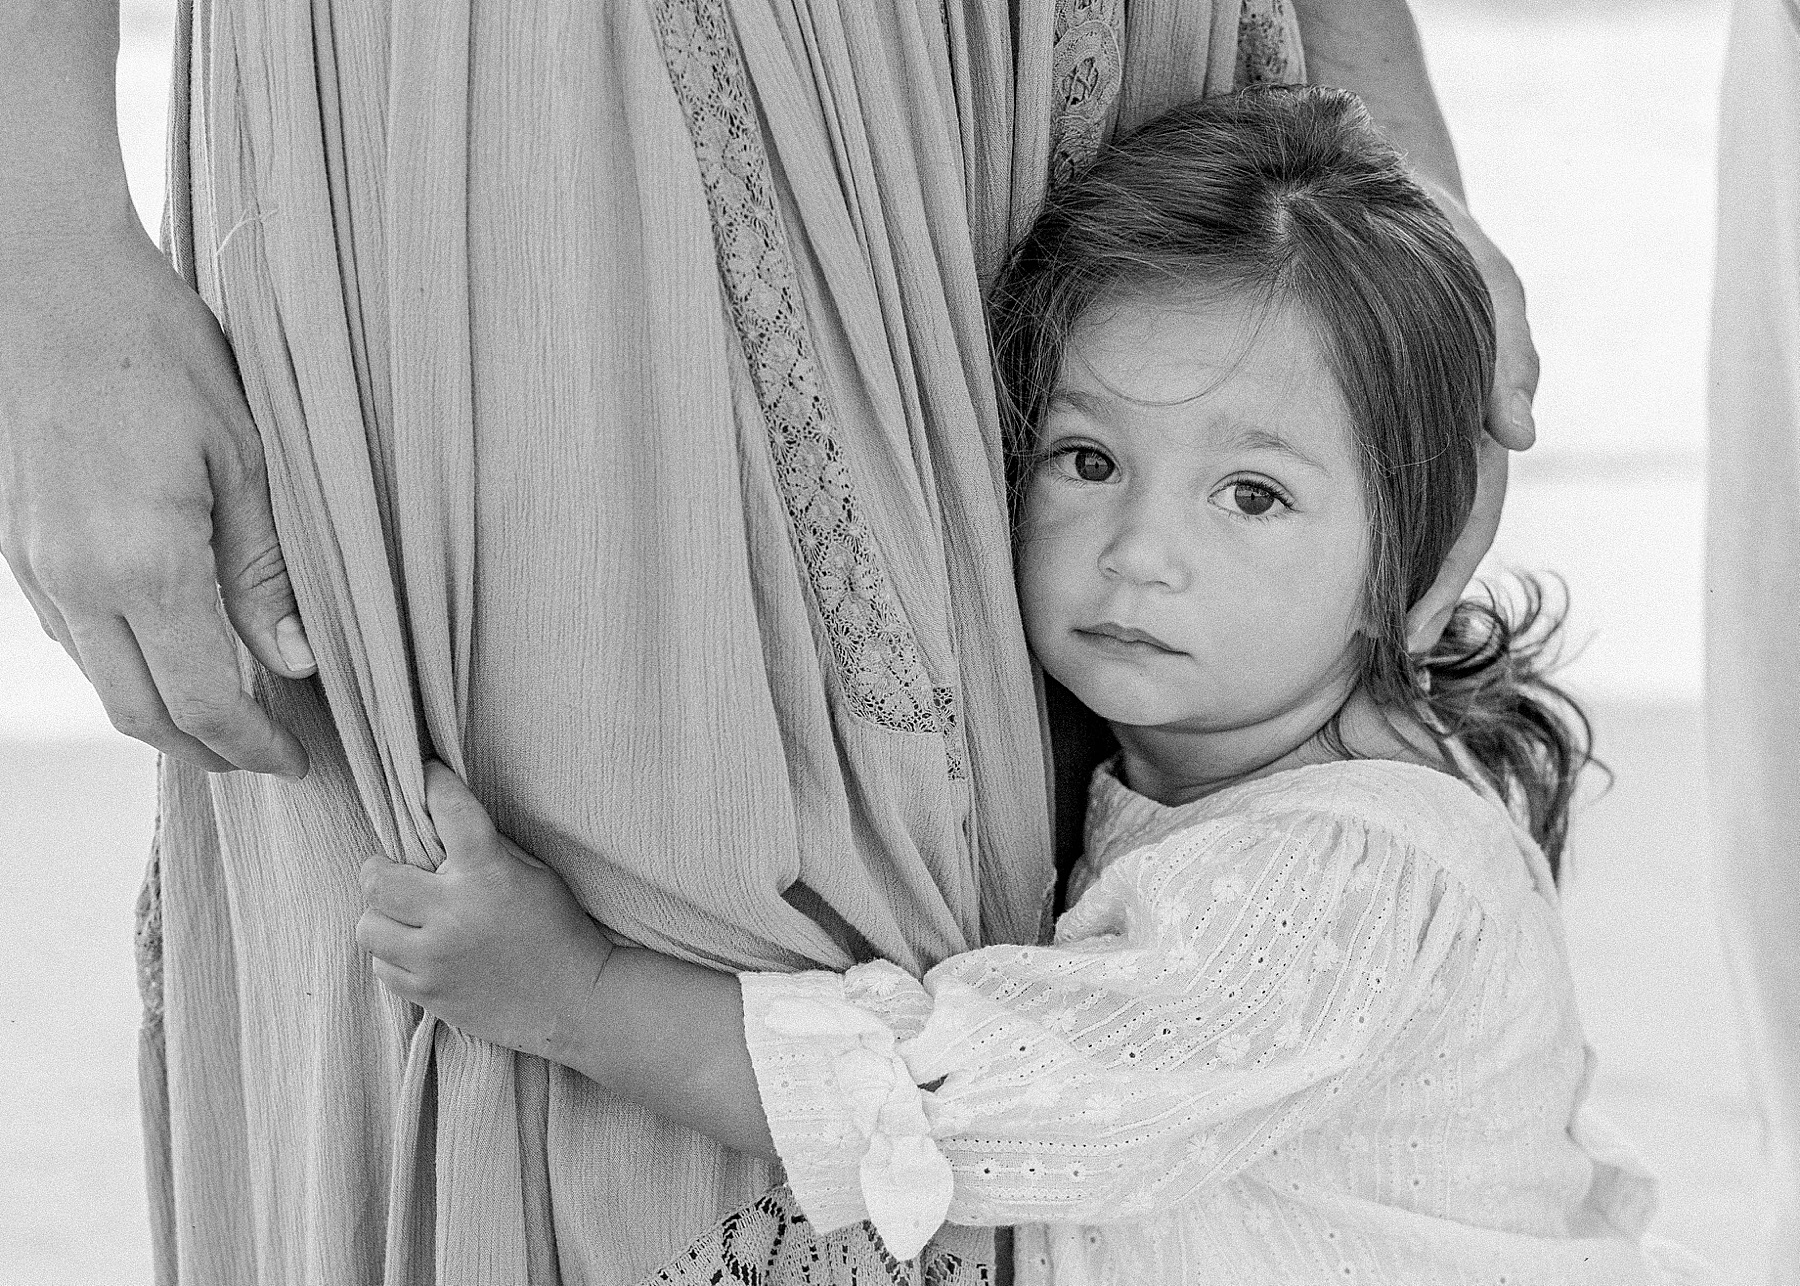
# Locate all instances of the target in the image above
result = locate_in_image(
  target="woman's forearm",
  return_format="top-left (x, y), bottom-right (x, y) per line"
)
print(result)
top-left (1291, 0), bottom-right (1464, 200)
top-left (558, 948), bottom-right (780, 1161)
top-left (0, 0), bottom-right (139, 259)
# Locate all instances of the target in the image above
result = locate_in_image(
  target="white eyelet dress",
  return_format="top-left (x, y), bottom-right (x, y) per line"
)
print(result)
top-left (739, 758), bottom-right (1713, 1284)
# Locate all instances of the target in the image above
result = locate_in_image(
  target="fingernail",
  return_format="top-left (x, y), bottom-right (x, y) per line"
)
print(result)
top-left (276, 615), bottom-right (317, 675)
top-left (1508, 391), bottom-right (1536, 447)
top-left (278, 746), bottom-right (311, 782)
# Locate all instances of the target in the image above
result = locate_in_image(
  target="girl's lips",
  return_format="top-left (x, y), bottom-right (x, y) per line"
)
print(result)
top-left (1077, 622), bottom-right (1184, 653)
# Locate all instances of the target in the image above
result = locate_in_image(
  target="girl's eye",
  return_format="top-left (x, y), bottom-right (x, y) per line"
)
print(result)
top-left (1223, 480), bottom-right (1286, 518)
top-left (1058, 447), bottom-right (1116, 483)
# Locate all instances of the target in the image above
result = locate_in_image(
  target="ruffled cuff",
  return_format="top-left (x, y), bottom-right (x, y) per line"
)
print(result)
top-left (740, 966), bottom-right (953, 1260)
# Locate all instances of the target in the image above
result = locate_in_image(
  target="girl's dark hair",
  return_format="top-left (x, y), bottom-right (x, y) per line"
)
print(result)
top-left (989, 85), bottom-right (1594, 876)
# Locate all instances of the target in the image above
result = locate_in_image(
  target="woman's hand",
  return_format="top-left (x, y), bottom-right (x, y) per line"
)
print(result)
top-left (1405, 181), bottom-right (1539, 652)
top-left (356, 762), bottom-right (614, 1062)
top-left (0, 218), bottom-right (316, 776)
top-left (1290, 0), bottom-right (1541, 652)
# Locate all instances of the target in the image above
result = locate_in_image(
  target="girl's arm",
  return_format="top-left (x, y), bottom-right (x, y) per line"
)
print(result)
top-left (355, 763), bottom-right (779, 1158)
top-left (360, 766), bottom-right (1479, 1259)
top-left (560, 947), bottom-right (779, 1160)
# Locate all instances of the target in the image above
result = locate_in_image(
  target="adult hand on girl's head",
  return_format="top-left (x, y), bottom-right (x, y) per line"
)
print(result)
top-left (1414, 179), bottom-right (1540, 452)
top-left (1407, 435), bottom-right (1508, 653)
top-left (355, 762), bottom-right (614, 1062)
top-left (1406, 179), bottom-right (1538, 652)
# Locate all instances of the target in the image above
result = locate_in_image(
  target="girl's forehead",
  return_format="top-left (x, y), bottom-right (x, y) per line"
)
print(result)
top-left (1054, 293), bottom-right (1354, 460)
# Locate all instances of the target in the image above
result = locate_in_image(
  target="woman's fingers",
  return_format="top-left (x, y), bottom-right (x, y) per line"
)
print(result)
top-left (3, 555), bottom-right (79, 666)
top-left (359, 857), bottom-right (441, 927)
top-left (0, 220), bottom-right (312, 778)
top-left (207, 405), bottom-right (318, 682)
top-left (1415, 175), bottom-right (1539, 450)
top-left (1481, 249), bottom-right (1541, 452)
top-left (64, 613), bottom-right (236, 772)
top-left (126, 562), bottom-right (309, 778)
top-left (32, 541), bottom-right (309, 778)
top-left (1406, 437), bottom-right (1509, 652)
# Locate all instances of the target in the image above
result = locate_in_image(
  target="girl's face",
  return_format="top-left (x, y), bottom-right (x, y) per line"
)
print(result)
top-left (1018, 290), bottom-right (1372, 782)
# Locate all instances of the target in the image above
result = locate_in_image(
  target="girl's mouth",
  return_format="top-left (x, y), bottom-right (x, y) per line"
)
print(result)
top-left (1077, 622), bottom-right (1185, 654)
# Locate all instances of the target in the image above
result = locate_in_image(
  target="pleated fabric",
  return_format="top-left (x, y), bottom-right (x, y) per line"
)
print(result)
top-left (1706, 0), bottom-right (1800, 1274)
top-left (134, 2), bottom-right (1289, 1283)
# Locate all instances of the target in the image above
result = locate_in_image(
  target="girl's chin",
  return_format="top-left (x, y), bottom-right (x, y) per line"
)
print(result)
top-left (1058, 676), bottom-right (1200, 730)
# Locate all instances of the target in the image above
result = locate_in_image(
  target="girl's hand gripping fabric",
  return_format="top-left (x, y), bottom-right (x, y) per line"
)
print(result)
top-left (355, 763), bottom-right (781, 1163)
top-left (742, 812), bottom-right (1473, 1250)
top-left (356, 761), bottom-right (614, 1064)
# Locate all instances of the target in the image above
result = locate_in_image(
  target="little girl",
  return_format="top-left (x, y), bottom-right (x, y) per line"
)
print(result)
top-left (357, 87), bottom-right (1707, 1283)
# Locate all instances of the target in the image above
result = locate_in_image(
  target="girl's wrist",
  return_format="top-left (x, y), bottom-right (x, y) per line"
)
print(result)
top-left (544, 932), bottom-right (619, 1079)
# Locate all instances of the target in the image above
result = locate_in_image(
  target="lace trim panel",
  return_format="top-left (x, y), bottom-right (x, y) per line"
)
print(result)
top-left (930, 687), bottom-right (966, 781)
top-left (1235, 0), bottom-right (1307, 88)
top-left (1048, 0), bottom-right (1124, 186)
top-left (1047, 0), bottom-right (1308, 191)
top-left (650, 0), bottom-right (965, 779)
top-left (640, 1183), bottom-right (991, 1286)
top-left (135, 802), bottom-right (166, 1027)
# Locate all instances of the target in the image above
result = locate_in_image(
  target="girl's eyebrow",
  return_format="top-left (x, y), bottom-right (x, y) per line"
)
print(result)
top-left (1224, 425), bottom-right (1327, 472)
top-left (1047, 390), bottom-right (1329, 473)
top-left (1045, 388), bottom-right (1108, 418)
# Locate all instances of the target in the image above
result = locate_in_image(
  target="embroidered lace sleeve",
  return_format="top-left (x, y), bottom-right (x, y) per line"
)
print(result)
top-left (740, 812), bottom-right (1480, 1255)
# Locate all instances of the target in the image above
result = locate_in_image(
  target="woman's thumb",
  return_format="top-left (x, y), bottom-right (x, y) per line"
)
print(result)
top-left (211, 434), bottom-right (316, 679)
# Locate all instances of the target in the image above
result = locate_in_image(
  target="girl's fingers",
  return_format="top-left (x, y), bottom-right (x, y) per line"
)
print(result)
top-left (355, 906), bottom-right (425, 968)
top-left (501, 835), bottom-right (549, 870)
top-left (423, 760), bottom-right (499, 856)
top-left (359, 857), bottom-right (441, 927)
top-left (371, 956), bottom-right (426, 1003)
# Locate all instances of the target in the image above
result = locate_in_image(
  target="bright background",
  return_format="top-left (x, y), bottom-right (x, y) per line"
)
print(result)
top-left (0, 0), bottom-right (1757, 1280)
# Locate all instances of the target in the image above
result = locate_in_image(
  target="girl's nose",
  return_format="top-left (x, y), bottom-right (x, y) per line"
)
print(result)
top-left (1096, 503), bottom-right (1191, 593)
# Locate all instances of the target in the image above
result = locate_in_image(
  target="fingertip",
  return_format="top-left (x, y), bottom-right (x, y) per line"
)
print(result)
top-left (422, 760), bottom-right (457, 808)
top-left (187, 748), bottom-right (238, 774)
top-left (275, 615), bottom-right (317, 677)
top-left (269, 732), bottom-right (310, 782)
top-left (422, 761), bottom-right (488, 838)
top-left (1505, 390), bottom-right (1536, 450)
top-left (1487, 390), bottom-right (1535, 452)
top-left (1405, 601), bottom-right (1454, 656)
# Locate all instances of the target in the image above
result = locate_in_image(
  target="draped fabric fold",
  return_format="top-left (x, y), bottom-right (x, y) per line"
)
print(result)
top-left (137, 1), bottom-right (1295, 1282)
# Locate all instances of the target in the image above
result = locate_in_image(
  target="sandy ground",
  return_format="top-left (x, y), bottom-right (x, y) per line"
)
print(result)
top-left (0, 0), bottom-right (1759, 1281)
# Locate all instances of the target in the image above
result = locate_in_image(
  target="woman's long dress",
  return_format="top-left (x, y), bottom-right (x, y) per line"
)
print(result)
top-left (1708, 0), bottom-right (1800, 1276)
top-left (133, 2), bottom-right (1300, 1283)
